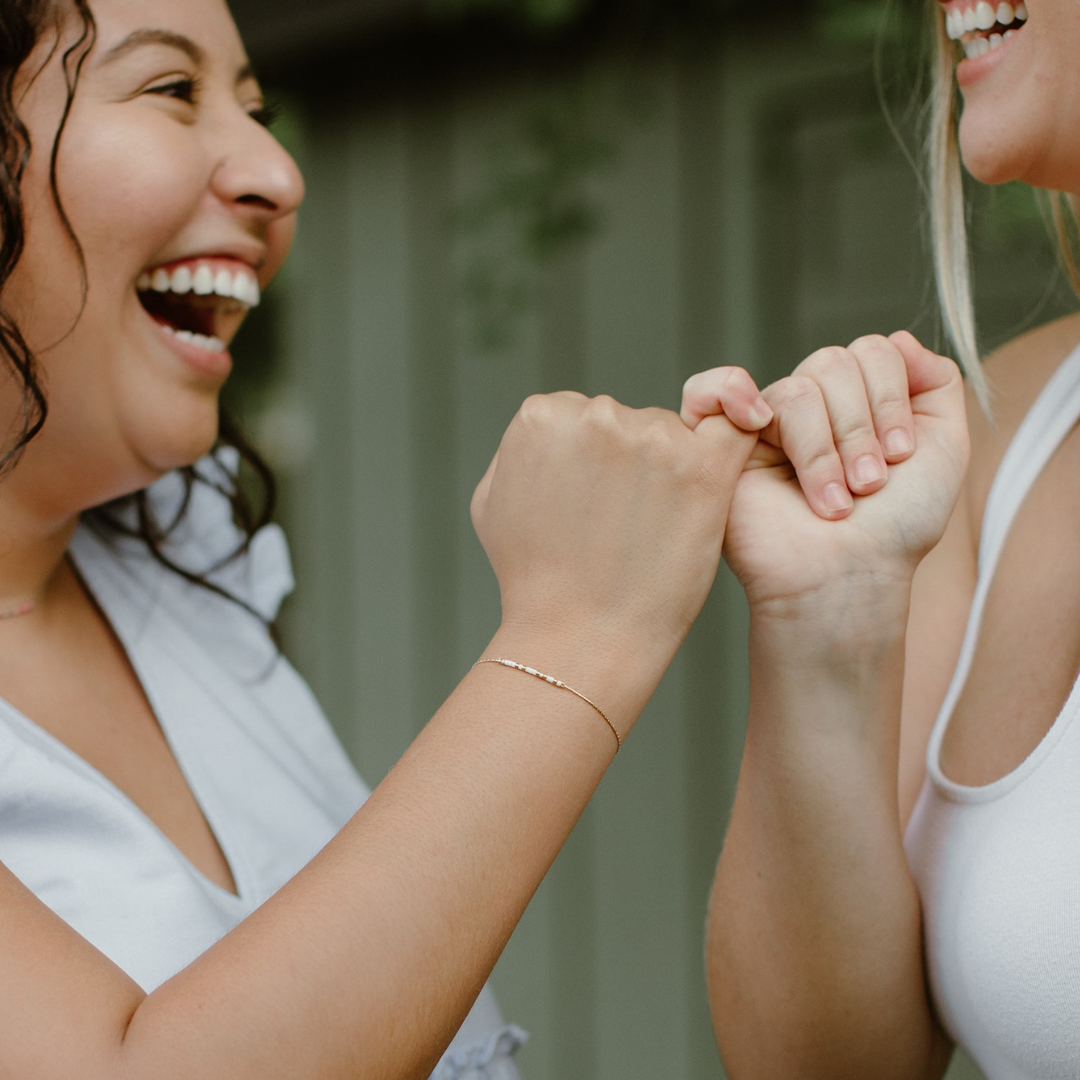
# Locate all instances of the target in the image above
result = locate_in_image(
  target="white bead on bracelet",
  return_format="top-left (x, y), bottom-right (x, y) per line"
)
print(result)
top-left (473, 658), bottom-right (623, 752)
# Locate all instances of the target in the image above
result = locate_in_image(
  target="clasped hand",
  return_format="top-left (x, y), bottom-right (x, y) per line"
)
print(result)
top-left (472, 331), bottom-right (970, 683)
top-left (682, 331), bottom-right (971, 613)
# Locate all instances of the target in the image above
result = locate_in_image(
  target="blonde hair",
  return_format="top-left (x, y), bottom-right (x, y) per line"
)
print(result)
top-left (927, 0), bottom-right (987, 408)
top-left (928, 0), bottom-right (1080, 412)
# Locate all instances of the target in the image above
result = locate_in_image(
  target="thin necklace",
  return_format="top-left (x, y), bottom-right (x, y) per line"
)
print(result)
top-left (0, 600), bottom-right (35, 621)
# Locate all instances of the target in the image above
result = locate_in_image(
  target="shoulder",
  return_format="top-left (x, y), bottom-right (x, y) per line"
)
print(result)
top-left (966, 312), bottom-right (1080, 523)
top-left (897, 314), bottom-right (1080, 821)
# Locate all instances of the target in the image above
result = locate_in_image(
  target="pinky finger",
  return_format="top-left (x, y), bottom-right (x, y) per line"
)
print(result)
top-left (681, 366), bottom-right (773, 432)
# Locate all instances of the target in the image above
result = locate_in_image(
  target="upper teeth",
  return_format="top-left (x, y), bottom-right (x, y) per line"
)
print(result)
top-left (946, 1), bottom-right (1027, 40)
top-left (137, 264), bottom-right (261, 307)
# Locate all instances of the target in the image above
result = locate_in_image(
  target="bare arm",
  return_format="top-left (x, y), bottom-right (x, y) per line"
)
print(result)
top-left (0, 390), bottom-right (764, 1080)
top-left (690, 335), bottom-right (972, 1079)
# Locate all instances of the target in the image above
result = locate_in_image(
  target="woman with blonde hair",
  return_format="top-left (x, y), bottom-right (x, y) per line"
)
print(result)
top-left (691, 1), bottom-right (1080, 1077)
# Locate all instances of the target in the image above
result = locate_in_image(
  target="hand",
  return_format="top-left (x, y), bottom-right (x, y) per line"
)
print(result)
top-left (681, 333), bottom-right (970, 612)
top-left (472, 390), bottom-right (760, 670)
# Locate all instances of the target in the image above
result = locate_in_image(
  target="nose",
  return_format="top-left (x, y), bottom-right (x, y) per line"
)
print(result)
top-left (211, 111), bottom-right (305, 226)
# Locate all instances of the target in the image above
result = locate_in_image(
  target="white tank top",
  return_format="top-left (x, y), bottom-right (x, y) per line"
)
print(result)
top-left (0, 455), bottom-right (524, 1080)
top-left (906, 342), bottom-right (1080, 1080)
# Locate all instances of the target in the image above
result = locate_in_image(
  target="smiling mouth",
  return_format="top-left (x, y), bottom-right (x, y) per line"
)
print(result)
top-left (137, 259), bottom-right (261, 354)
top-left (945, 1), bottom-right (1028, 58)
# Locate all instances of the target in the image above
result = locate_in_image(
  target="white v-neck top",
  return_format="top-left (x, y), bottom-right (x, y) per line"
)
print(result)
top-left (0, 456), bottom-right (525, 1080)
top-left (905, 342), bottom-right (1080, 1080)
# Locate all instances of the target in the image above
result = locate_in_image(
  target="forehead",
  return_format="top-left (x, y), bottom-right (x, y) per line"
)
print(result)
top-left (86, 0), bottom-right (249, 69)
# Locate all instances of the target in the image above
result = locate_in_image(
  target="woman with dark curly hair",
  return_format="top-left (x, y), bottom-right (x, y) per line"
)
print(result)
top-left (0, 1), bottom-right (772, 1076)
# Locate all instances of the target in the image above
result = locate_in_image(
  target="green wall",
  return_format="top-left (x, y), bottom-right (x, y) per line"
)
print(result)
top-left (251, 21), bottom-right (1070, 1080)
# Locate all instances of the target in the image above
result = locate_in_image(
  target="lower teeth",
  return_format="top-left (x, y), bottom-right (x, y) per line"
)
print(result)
top-left (163, 324), bottom-right (226, 354)
top-left (964, 29), bottom-right (1016, 57)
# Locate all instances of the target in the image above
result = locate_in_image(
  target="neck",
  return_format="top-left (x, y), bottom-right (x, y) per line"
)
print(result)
top-left (0, 460), bottom-right (88, 616)
top-left (0, 505), bottom-right (79, 614)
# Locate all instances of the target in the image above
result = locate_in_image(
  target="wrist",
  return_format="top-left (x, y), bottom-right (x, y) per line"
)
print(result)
top-left (747, 568), bottom-right (913, 658)
top-left (746, 588), bottom-right (910, 766)
top-left (486, 616), bottom-right (672, 741)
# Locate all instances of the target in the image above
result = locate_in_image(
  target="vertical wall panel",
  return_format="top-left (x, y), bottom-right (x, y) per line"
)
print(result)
top-left (575, 51), bottom-right (696, 1080)
top-left (275, 25), bottom-right (1037, 1080)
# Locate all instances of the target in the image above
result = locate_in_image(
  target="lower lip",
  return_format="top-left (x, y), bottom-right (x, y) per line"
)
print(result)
top-left (150, 317), bottom-right (232, 381)
top-left (956, 30), bottom-right (1022, 88)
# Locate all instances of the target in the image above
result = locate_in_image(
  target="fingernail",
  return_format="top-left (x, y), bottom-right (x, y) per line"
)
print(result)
top-left (884, 428), bottom-right (913, 457)
top-left (853, 454), bottom-right (885, 487)
top-left (823, 482), bottom-right (853, 515)
top-left (749, 396), bottom-right (773, 428)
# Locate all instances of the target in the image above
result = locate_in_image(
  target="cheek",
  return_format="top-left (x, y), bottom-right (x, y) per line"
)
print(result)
top-left (959, 26), bottom-right (1080, 191)
top-left (261, 213), bottom-right (297, 284)
top-left (958, 77), bottom-right (1052, 186)
top-left (58, 113), bottom-right (209, 276)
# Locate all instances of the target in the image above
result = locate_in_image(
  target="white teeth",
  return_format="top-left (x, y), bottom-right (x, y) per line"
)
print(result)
top-left (171, 265), bottom-right (193, 294)
top-left (974, 1), bottom-right (997, 30)
top-left (1015, 1), bottom-right (1027, 20)
top-left (988, 32), bottom-right (1003, 48)
top-left (997, 2), bottom-right (1015, 24)
top-left (166, 326), bottom-right (227, 354)
top-left (963, 6), bottom-right (978, 31)
top-left (1004, 27), bottom-right (1017, 37)
top-left (192, 264), bottom-right (214, 296)
top-left (137, 262), bottom-right (260, 308)
top-left (214, 269), bottom-right (235, 298)
top-left (947, 9), bottom-right (963, 39)
top-left (233, 273), bottom-right (260, 307)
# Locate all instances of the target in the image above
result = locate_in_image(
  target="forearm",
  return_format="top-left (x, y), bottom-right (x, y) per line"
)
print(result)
top-left (116, 621), bottom-right (657, 1080)
top-left (708, 583), bottom-right (947, 1080)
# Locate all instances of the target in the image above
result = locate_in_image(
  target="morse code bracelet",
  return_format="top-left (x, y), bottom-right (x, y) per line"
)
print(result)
top-left (473, 658), bottom-right (623, 752)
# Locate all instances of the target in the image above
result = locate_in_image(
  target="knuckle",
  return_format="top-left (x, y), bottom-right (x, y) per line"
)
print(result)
top-left (517, 393), bottom-right (554, 426)
top-left (682, 370), bottom-right (712, 397)
top-left (583, 394), bottom-right (621, 430)
top-left (802, 346), bottom-right (853, 379)
top-left (801, 445), bottom-right (845, 478)
top-left (833, 415), bottom-right (878, 447)
top-left (713, 365), bottom-right (749, 391)
top-left (870, 387), bottom-right (912, 417)
top-left (848, 333), bottom-right (893, 355)
top-left (772, 375), bottom-right (822, 412)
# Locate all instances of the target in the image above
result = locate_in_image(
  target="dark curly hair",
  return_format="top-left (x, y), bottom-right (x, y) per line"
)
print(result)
top-left (1, 0), bottom-right (278, 617)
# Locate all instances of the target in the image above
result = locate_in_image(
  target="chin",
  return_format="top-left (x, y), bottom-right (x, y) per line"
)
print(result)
top-left (130, 401), bottom-right (223, 477)
top-left (959, 122), bottom-right (1034, 186)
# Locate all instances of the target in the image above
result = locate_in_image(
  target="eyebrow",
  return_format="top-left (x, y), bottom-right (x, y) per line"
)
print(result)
top-left (100, 29), bottom-right (256, 85)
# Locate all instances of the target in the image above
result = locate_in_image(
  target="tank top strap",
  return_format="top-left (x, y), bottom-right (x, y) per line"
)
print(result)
top-left (927, 340), bottom-right (1080, 776)
top-left (978, 343), bottom-right (1080, 571)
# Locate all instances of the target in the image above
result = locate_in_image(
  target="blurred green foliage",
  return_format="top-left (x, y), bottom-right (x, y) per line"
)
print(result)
top-left (457, 94), bottom-right (618, 351)
top-left (426, 0), bottom-right (900, 35)
top-left (448, 0), bottom-right (909, 354)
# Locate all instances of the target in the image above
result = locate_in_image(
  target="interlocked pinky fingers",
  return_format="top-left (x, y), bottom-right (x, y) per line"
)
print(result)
top-left (681, 367), bottom-right (773, 432)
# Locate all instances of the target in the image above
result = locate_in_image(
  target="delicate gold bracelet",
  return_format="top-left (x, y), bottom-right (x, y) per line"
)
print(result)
top-left (473, 658), bottom-right (623, 753)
